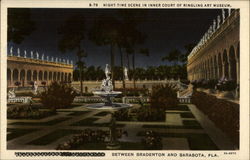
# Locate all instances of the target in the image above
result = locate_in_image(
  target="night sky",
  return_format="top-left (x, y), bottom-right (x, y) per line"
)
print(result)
top-left (8, 8), bottom-right (222, 68)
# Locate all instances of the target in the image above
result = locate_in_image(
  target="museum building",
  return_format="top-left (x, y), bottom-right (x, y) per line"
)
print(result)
top-left (187, 9), bottom-right (239, 84)
top-left (7, 48), bottom-right (73, 87)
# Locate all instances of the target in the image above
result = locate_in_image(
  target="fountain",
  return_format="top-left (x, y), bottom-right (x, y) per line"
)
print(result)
top-left (85, 64), bottom-right (131, 149)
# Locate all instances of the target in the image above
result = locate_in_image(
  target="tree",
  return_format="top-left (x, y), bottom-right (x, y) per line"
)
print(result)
top-left (8, 8), bottom-right (36, 43)
top-left (89, 15), bottom-right (121, 88)
top-left (162, 49), bottom-right (182, 66)
top-left (58, 14), bottom-right (87, 95)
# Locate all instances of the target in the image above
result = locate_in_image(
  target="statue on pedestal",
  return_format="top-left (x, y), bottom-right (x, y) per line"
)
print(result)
top-left (217, 15), bottom-right (221, 29)
top-left (36, 52), bottom-right (39, 59)
top-left (222, 9), bottom-right (225, 23)
top-left (17, 48), bottom-right (20, 57)
top-left (41, 54), bottom-right (44, 60)
top-left (24, 50), bottom-right (27, 58)
top-left (228, 8), bottom-right (231, 16)
top-left (10, 46), bottom-right (13, 56)
top-left (30, 51), bottom-right (33, 59)
top-left (124, 67), bottom-right (129, 80)
top-left (8, 88), bottom-right (16, 99)
top-left (51, 57), bottom-right (54, 62)
top-left (34, 81), bottom-right (38, 95)
top-left (47, 56), bottom-right (49, 61)
top-left (55, 57), bottom-right (58, 63)
top-left (213, 19), bottom-right (216, 32)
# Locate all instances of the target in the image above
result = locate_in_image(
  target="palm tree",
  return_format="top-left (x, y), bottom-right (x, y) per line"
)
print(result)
top-left (162, 49), bottom-right (182, 66)
top-left (88, 15), bottom-right (121, 88)
top-left (58, 14), bottom-right (87, 95)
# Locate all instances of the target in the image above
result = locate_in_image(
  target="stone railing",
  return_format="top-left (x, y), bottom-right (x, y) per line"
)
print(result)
top-left (178, 97), bottom-right (191, 104)
top-left (73, 96), bottom-right (149, 104)
top-left (7, 97), bottom-right (32, 104)
top-left (122, 96), bottom-right (149, 104)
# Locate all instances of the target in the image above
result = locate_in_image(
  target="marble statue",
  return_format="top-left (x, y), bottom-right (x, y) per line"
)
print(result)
top-left (59, 58), bottom-right (61, 63)
top-left (41, 54), bottom-right (44, 60)
top-left (47, 56), bottom-right (49, 61)
top-left (213, 19), bottom-right (216, 32)
top-left (101, 64), bottom-right (113, 92)
top-left (222, 9), bottom-right (225, 23)
top-left (24, 50), bottom-right (27, 58)
top-left (51, 57), bottom-right (54, 62)
top-left (34, 81), bottom-right (38, 95)
top-left (8, 88), bottom-right (16, 99)
top-left (71, 60), bottom-right (73, 65)
top-left (67, 59), bottom-right (69, 64)
top-left (124, 67), bottom-right (129, 80)
top-left (17, 48), bottom-right (20, 57)
top-left (36, 52), bottom-right (39, 59)
top-left (31, 51), bottom-right (33, 59)
top-left (228, 8), bottom-right (231, 16)
top-left (10, 46), bottom-right (13, 56)
top-left (55, 57), bottom-right (58, 63)
top-left (217, 15), bottom-right (221, 29)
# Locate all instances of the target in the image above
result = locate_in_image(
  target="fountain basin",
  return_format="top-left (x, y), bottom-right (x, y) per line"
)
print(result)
top-left (93, 91), bottom-right (122, 97)
top-left (85, 103), bottom-right (131, 111)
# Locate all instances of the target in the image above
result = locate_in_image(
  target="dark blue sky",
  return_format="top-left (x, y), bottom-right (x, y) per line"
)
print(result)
top-left (8, 8), bottom-right (223, 68)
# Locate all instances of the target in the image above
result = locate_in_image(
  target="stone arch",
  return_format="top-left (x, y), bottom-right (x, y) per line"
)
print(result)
top-left (61, 72), bottom-right (64, 81)
top-left (20, 70), bottom-right (25, 86)
top-left (33, 70), bottom-right (38, 81)
top-left (39, 71), bottom-right (43, 81)
top-left (57, 72), bottom-right (60, 81)
top-left (65, 73), bottom-right (68, 82)
top-left (213, 55), bottom-right (218, 79)
top-left (44, 71), bottom-right (48, 80)
top-left (218, 53), bottom-right (223, 79)
top-left (68, 73), bottom-right (72, 82)
top-left (13, 69), bottom-right (19, 81)
top-left (27, 70), bottom-right (32, 81)
top-left (49, 72), bottom-right (52, 80)
top-left (53, 72), bottom-right (57, 81)
top-left (229, 45), bottom-right (237, 80)
top-left (223, 49), bottom-right (229, 79)
top-left (7, 68), bottom-right (11, 81)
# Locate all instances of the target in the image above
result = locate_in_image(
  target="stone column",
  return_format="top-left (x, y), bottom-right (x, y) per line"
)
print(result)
top-left (236, 60), bottom-right (239, 84)
top-left (222, 63), bottom-right (225, 79)
top-left (10, 69), bottom-right (13, 87)
top-left (228, 61), bottom-right (231, 80)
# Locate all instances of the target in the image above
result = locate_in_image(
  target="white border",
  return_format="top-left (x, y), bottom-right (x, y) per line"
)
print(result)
top-left (1, 0), bottom-right (249, 160)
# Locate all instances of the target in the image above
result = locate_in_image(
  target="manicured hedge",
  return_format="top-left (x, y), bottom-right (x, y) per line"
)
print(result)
top-left (191, 91), bottom-right (239, 148)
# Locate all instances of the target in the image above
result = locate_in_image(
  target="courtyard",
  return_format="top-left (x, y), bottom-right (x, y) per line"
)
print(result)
top-left (7, 101), bottom-right (235, 150)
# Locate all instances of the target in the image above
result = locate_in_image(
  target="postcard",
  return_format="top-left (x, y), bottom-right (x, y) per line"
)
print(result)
top-left (0, 0), bottom-right (249, 159)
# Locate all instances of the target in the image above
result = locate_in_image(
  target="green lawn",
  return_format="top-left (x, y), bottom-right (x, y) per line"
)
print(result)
top-left (28, 129), bottom-right (82, 145)
top-left (10, 117), bottom-right (71, 126)
top-left (7, 128), bottom-right (38, 141)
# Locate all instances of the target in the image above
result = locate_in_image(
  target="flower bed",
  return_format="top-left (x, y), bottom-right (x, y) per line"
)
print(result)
top-left (7, 105), bottom-right (55, 119)
top-left (191, 91), bottom-right (239, 148)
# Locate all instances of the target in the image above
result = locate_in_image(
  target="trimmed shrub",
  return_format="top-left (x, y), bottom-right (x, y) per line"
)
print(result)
top-left (136, 105), bottom-right (165, 121)
top-left (141, 130), bottom-right (162, 150)
top-left (191, 91), bottom-right (239, 148)
top-left (40, 82), bottom-right (76, 112)
top-left (150, 84), bottom-right (178, 110)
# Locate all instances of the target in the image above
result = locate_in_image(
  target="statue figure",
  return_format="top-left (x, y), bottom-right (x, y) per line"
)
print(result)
top-left (67, 59), bottom-right (69, 64)
top-left (63, 59), bottom-right (65, 63)
top-left (71, 60), bottom-right (73, 65)
top-left (124, 67), bottom-right (129, 80)
top-left (101, 64), bottom-right (113, 92)
top-left (8, 88), bottom-right (16, 99)
top-left (51, 57), bottom-right (54, 62)
top-left (55, 57), bottom-right (58, 63)
top-left (34, 81), bottom-right (38, 95)
top-left (59, 58), bottom-right (61, 63)
top-left (24, 50), bottom-right (27, 58)
top-left (30, 51), bottom-right (33, 59)
top-left (10, 46), bottom-right (13, 56)
top-left (41, 54), bottom-right (44, 60)
top-left (213, 19), bottom-right (216, 32)
top-left (47, 56), bottom-right (49, 61)
top-left (105, 64), bottom-right (111, 79)
top-left (222, 9), bottom-right (225, 23)
top-left (217, 15), bottom-right (221, 29)
top-left (36, 52), bottom-right (39, 59)
top-left (228, 8), bottom-right (231, 16)
top-left (17, 48), bottom-right (20, 57)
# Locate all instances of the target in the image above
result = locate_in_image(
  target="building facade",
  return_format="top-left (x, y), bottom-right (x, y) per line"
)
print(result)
top-left (187, 9), bottom-right (239, 84)
top-left (7, 51), bottom-right (73, 87)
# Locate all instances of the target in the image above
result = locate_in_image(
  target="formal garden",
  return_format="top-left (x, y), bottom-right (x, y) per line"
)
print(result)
top-left (7, 80), bottom-right (239, 150)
